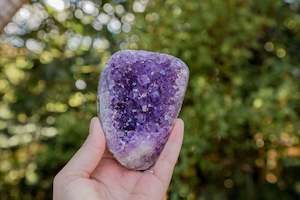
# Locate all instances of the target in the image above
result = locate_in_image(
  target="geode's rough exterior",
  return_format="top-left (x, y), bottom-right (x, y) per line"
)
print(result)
top-left (98, 50), bottom-right (189, 170)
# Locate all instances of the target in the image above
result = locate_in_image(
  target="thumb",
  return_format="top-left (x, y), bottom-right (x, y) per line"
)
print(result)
top-left (60, 117), bottom-right (106, 177)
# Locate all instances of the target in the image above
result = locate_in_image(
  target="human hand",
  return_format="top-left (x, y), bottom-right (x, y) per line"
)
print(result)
top-left (53, 117), bottom-right (184, 200)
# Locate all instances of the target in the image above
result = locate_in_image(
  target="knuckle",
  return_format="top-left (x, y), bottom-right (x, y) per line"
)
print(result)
top-left (53, 173), bottom-right (63, 185)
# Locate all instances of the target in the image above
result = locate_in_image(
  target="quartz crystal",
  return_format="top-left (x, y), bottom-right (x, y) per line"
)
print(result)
top-left (98, 50), bottom-right (189, 170)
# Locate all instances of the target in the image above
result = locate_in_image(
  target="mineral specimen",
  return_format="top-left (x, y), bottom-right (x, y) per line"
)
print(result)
top-left (98, 50), bottom-right (189, 170)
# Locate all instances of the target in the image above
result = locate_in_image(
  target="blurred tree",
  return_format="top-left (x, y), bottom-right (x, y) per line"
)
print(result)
top-left (0, 0), bottom-right (300, 200)
top-left (0, 0), bottom-right (133, 199)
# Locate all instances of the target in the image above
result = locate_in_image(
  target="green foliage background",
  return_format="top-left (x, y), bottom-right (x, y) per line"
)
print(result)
top-left (0, 0), bottom-right (300, 199)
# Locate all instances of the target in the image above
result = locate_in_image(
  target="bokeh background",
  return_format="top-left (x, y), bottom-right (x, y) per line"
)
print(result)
top-left (0, 0), bottom-right (300, 199)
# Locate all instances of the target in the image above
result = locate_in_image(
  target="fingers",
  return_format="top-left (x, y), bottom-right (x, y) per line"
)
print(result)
top-left (59, 117), bottom-right (106, 177)
top-left (152, 119), bottom-right (184, 187)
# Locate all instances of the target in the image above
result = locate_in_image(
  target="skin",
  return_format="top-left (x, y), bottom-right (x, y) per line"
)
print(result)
top-left (53, 117), bottom-right (184, 200)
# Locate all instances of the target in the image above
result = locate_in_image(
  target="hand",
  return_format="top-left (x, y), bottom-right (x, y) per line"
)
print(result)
top-left (53, 117), bottom-right (184, 200)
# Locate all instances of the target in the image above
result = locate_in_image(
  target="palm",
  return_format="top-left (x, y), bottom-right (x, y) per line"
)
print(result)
top-left (89, 154), bottom-right (165, 200)
top-left (53, 118), bottom-right (184, 200)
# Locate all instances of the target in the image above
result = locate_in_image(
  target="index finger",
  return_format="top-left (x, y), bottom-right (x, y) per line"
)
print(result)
top-left (152, 119), bottom-right (184, 187)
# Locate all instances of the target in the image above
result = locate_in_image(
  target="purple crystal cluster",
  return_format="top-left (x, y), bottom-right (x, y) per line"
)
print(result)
top-left (98, 50), bottom-right (189, 170)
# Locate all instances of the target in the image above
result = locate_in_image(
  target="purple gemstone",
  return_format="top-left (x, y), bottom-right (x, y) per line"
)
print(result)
top-left (98, 50), bottom-right (189, 170)
top-left (150, 90), bottom-right (160, 103)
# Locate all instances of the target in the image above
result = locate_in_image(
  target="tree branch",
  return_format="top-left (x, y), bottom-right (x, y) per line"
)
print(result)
top-left (0, 0), bottom-right (29, 32)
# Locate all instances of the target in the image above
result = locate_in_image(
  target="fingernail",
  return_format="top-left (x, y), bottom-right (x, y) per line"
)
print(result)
top-left (89, 117), bottom-right (97, 134)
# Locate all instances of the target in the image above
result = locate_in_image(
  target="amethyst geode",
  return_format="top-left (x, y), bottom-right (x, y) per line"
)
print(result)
top-left (98, 50), bottom-right (189, 170)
